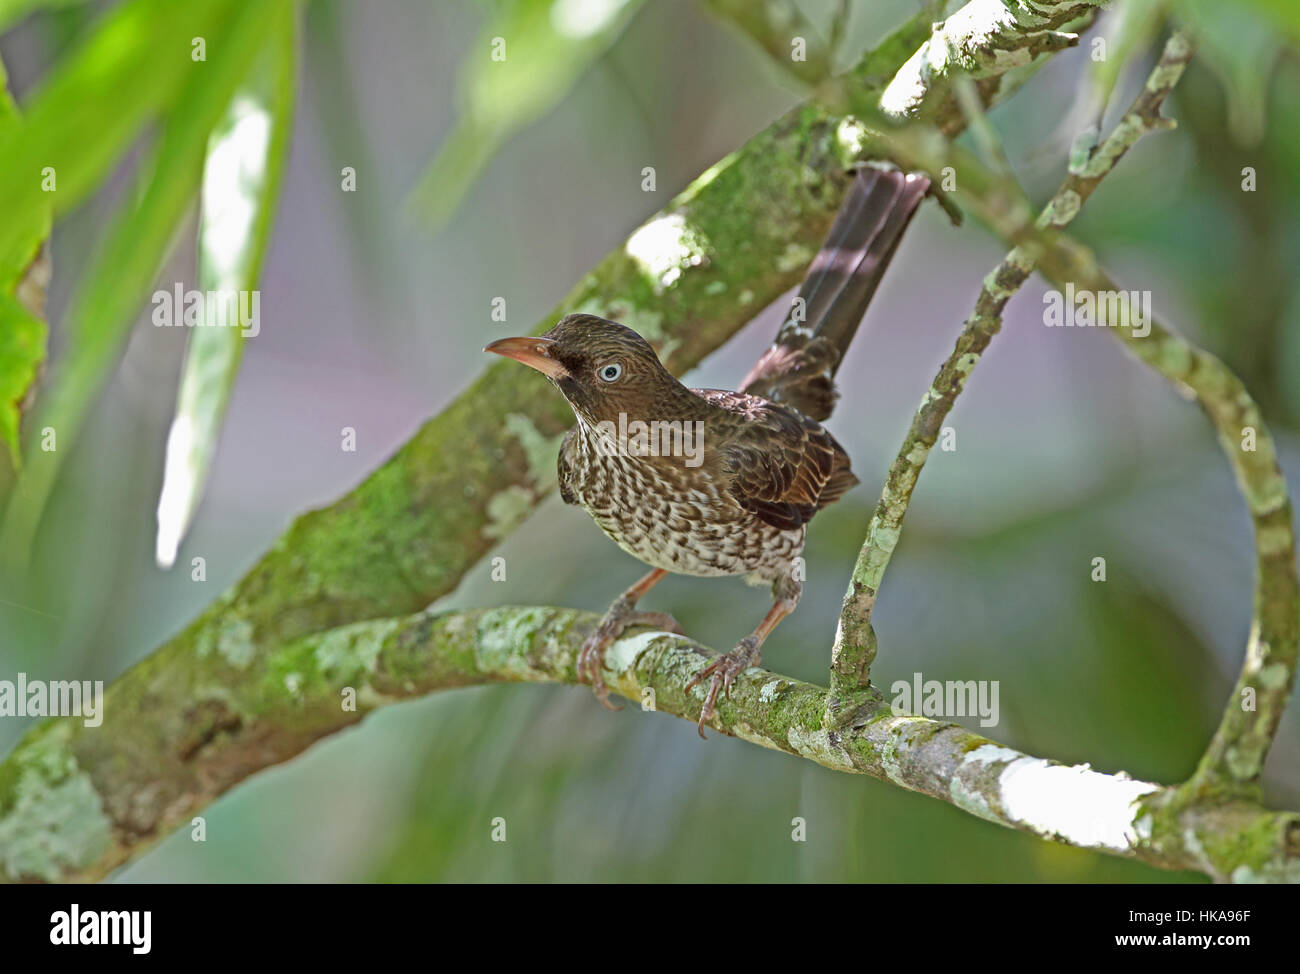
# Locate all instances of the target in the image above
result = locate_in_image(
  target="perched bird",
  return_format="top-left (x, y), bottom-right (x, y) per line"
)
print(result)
top-left (486, 166), bottom-right (931, 735)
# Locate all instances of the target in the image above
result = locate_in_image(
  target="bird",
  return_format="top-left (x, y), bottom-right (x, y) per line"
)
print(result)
top-left (486, 166), bottom-right (932, 736)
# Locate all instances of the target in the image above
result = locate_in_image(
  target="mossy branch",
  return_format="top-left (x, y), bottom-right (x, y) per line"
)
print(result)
top-left (829, 31), bottom-right (1195, 699)
top-left (899, 45), bottom-right (1300, 795)
top-left (853, 23), bottom-right (1299, 836)
top-left (877, 0), bottom-right (1104, 127)
top-left (1070, 264), bottom-right (1298, 796)
top-left (2, 604), bottom-right (1295, 883)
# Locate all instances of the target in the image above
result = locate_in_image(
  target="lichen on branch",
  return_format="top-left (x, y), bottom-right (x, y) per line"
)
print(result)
top-left (829, 30), bottom-right (1196, 700)
top-left (2, 603), bottom-right (1295, 882)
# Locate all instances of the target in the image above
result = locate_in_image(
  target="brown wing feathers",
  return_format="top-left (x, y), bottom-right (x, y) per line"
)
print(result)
top-left (694, 389), bottom-right (858, 532)
top-left (716, 165), bottom-right (926, 527)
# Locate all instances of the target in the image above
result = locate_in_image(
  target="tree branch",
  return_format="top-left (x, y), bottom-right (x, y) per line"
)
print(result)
top-left (829, 29), bottom-right (1195, 701)
top-left (1052, 268), bottom-right (1298, 797)
top-left (860, 26), bottom-right (1299, 807)
top-left (3, 604), bottom-right (1295, 883)
top-left (878, 0), bottom-right (1103, 127)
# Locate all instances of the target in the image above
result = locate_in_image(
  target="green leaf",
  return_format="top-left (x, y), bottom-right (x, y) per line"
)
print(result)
top-left (405, 0), bottom-right (644, 227)
top-left (1088, 0), bottom-right (1166, 116)
top-left (1176, 0), bottom-right (1289, 145)
top-left (0, 52), bottom-right (49, 470)
top-left (1238, 0), bottom-right (1300, 46)
top-left (0, 0), bottom-right (88, 35)
top-left (0, 0), bottom-right (293, 566)
top-left (0, 48), bottom-right (51, 300)
top-left (0, 0), bottom-right (244, 290)
top-left (155, 11), bottom-right (298, 568)
top-left (0, 292), bottom-right (45, 470)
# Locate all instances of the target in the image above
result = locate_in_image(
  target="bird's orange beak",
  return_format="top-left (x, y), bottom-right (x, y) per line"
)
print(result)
top-left (484, 336), bottom-right (570, 379)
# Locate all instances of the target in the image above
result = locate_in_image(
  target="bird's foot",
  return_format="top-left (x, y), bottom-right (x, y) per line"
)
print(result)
top-left (578, 598), bottom-right (683, 710)
top-left (686, 636), bottom-right (761, 738)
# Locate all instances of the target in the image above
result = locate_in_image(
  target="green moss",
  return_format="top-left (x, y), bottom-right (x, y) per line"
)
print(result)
top-left (1200, 811), bottom-right (1300, 882)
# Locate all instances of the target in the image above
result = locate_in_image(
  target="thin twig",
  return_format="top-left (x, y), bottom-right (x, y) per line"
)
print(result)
top-left (856, 27), bottom-right (1298, 793)
top-left (828, 32), bottom-right (1197, 705)
top-left (1053, 268), bottom-right (1297, 796)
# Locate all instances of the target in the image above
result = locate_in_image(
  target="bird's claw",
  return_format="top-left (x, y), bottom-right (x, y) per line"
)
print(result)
top-left (630, 611), bottom-right (684, 636)
top-left (577, 631), bottom-right (621, 710)
top-left (686, 638), bottom-right (760, 738)
top-left (578, 609), bottom-right (683, 710)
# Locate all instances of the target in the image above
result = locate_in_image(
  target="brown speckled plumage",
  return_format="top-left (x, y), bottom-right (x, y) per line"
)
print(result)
top-left (486, 166), bottom-right (930, 735)
top-left (556, 351), bottom-right (857, 583)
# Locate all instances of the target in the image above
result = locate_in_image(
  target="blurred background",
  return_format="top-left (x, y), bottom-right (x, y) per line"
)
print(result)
top-left (1, 0), bottom-right (1297, 882)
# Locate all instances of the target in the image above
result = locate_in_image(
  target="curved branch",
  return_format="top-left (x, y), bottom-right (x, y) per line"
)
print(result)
top-left (829, 30), bottom-right (1195, 699)
top-left (865, 27), bottom-right (1298, 803)
top-left (1060, 264), bottom-right (1299, 795)
top-left (2, 604), bottom-right (1295, 883)
top-left (878, 0), bottom-right (1103, 126)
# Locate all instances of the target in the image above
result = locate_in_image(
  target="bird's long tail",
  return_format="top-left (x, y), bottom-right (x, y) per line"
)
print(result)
top-left (739, 166), bottom-right (930, 422)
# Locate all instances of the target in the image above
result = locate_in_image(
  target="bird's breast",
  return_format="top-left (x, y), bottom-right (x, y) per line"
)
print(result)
top-left (568, 425), bottom-right (803, 579)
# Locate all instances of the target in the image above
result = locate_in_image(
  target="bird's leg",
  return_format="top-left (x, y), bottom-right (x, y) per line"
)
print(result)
top-left (578, 568), bottom-right (682, 709)
top-left (687, 575), bottom-right (801, 738)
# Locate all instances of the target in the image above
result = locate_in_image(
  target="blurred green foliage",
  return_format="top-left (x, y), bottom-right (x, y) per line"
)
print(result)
top-left (155, 12), bottom-right (297, 568)
top-left (0, 50), bottom-right (47, 468)
top-left (0, 0), bottom-right (300, 565)
top-left (405, 0), bottom-right (646, 226)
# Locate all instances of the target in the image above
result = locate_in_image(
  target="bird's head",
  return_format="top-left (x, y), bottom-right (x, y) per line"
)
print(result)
top-left (485, 313), bottom-right (678, 424)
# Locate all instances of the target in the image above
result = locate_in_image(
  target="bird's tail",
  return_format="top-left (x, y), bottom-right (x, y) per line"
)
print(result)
top-left (739, 166), bottom-right (930, 422)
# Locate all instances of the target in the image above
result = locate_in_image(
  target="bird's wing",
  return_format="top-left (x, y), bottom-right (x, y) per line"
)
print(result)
top-left (557, 426), bottom-right (580, 505)
top-left (693, 389), bottom-right (857, 531)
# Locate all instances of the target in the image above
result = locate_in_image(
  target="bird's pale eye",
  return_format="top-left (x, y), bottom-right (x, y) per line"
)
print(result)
top-left (598, 362), bottom-right (623, 382)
